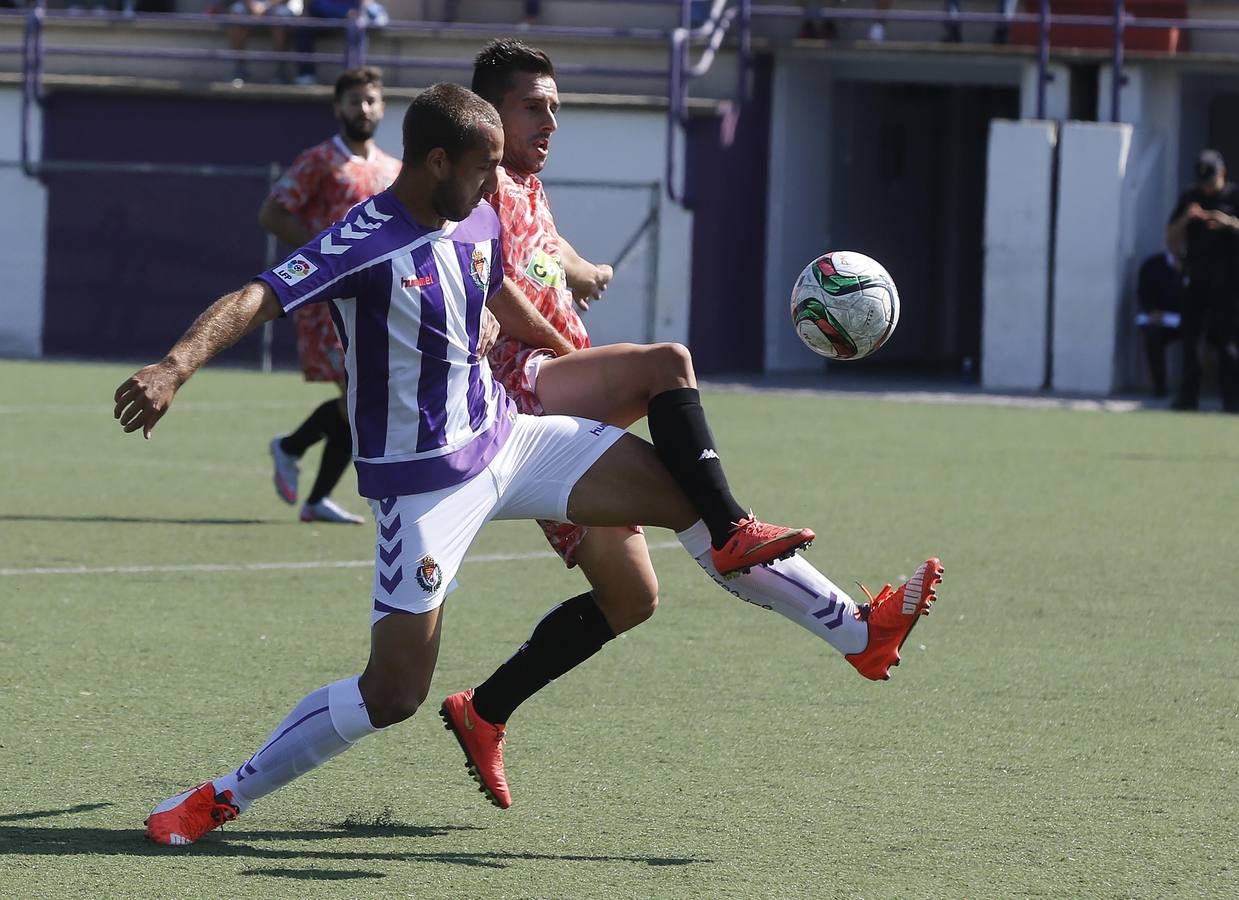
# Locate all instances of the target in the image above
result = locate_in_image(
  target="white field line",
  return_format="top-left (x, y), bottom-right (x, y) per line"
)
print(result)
top-left (0, 451), bottom-right (270, 477)
top-left (702, 381), bottom-right (1147, 412)
top-left (0, 542), bottom-right (684, 578)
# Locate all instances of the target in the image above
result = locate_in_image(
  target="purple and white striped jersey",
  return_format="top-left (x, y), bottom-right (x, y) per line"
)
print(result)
top-left (257, 190), bottom-right (513, 500)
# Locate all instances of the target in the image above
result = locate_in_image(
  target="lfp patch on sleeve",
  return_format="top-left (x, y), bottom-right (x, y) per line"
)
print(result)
top-left (274, 254), bottom-right (318, 286)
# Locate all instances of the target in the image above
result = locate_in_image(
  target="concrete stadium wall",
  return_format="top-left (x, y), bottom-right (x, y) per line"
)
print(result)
top-left (981, 119), bottom-right (1056, 392)
top-left (375, 99), bottom-right (691, 348)
top-left (1052, 121), bottom-right (1134, 395)
top-left (0, 88), bottom-right (689, 362)
top-left (0, 87), bottom-right (47, 358)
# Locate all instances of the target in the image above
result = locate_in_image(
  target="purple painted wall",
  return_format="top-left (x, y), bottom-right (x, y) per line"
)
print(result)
top-left (40, 90), bottom-right (341, 366)
top-left (685, 55), bottom-right (772, 375)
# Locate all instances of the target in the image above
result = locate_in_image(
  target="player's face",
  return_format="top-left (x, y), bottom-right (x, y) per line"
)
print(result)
top-left (432, 125), bottom-right (503, 222)
top-left (335, 84), bottom-right (385, 143)
top-left (496, 72), bottom-right (559, 176)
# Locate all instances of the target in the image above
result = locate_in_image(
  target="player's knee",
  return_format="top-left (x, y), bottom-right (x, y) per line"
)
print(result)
top-left (651, 342), bottom-right (695, 385)
top-left (631, 587), bottom-right (659, 627)
top-left (595, 579), bottom-right (659, 633)
top-left (359, 681), bottom-right (428, 728)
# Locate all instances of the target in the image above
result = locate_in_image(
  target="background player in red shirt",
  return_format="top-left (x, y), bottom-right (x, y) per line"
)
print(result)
top-left (260, 66), bottom-right (401, 524)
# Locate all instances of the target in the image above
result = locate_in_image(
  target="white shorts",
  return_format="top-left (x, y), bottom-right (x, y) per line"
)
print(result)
top-left (366, 412), bottom-right (623, 622)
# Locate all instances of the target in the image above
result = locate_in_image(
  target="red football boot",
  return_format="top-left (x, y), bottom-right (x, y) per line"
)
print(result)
top-left (709, 516), bottom-right (815, 576)
top-left (846, 558), bottom-right (944, 681)
top-left (145, 781), bottom-right (239, 846)
top-left (440, 689), bottom-right (512, 809)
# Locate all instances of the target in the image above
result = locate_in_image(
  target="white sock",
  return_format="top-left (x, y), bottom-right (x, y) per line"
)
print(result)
top-left (676, 520), bottom-right (869, 655)
top-left (213, 676), bottom-right (378, 812)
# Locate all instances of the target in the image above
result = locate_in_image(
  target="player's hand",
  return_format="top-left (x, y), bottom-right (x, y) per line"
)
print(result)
top-left (477, 306), bottom-right (500, 357)
top-left (572, 264), bottom-right (613, 312)
top-left (1186, 202), bottom-right (1207, 220)
top-left (1202, 209), bottom-right (1238, 230)
top-left (113, 361), bottom-right (182, 439)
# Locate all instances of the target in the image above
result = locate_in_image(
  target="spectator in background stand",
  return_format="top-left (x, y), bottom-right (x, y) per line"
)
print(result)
top-left (1166, 149), bottom-right (1239, 412)
top-left (225, 0), bottom-right (302, 84)
top-left (798, 1), bottom-right (891, 43)
top-left (944, 0), bottom-right (1018, 44)
top-left (1134, 250), bottom-right (1183, 398)
top-left (293, 0), bottom-right (389, 86)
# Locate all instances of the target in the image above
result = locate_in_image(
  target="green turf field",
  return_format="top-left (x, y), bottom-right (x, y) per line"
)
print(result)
top-left (1, 359), bottom-right (1236, 899)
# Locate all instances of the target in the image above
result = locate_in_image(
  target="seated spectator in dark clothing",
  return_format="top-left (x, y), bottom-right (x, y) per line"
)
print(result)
top-left (798, 1), bottom-right (891, 42)
top-left (1135, 250), bottom-right (1184, 397)
top-left (293, 0), bottom-right (389, 85)
top-left (944, 0), bottom-right (1018, 44)
top-left (226, 0), bottom-right (302, 84)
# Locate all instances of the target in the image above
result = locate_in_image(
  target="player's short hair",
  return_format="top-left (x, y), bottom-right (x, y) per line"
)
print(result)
top-left (334, 66), bottom-right (384, 102)
top-left (402, 82), bottom-right (502, 164)
top-left (471, 39), bottom-right (556, 108)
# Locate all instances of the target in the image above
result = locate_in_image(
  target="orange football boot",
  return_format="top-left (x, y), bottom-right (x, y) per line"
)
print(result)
top-left (846, 558), bottom-right (944, 681)
top-left (440, 689), bottom-right (512, 809)
top-left (709, 516), bottom-right (815, 576)
top-left (144, 781), bottom-right (239, 846)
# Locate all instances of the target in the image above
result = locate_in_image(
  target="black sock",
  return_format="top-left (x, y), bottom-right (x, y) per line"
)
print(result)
top-left (470, 593), bottom-right (616, 725)
top-left (646, 387), bottom-right (746, 548)
top-left (306, 409), bottom-right (352, 505)
top-left (280, 399), bottom-right (340, 457)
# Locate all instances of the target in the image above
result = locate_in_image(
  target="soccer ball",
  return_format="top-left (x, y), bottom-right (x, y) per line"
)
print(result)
top-left (790, 251), bottom-right (900, 360)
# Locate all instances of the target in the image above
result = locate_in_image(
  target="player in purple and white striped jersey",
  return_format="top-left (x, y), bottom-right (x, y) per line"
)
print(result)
top-left (115, 82), bottom-right (862, 846)
top-left (258, 191), bottom-right (510, 500)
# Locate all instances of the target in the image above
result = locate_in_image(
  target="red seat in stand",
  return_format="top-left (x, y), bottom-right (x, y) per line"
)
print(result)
top-left (1009, 1), bottom-right (1187, 53)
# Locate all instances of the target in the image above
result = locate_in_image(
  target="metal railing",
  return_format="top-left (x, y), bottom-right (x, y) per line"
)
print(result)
top-left (13, 2), bottom-right (1239, 204)
top-left (11, 1), bottom-right (675, 177)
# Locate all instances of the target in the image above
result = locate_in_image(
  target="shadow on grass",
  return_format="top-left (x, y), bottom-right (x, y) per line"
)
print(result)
top-left (0, 824), bottom-right (705, 870)
top-left (0, 514), bottom-right (279, 526)
top-left (0, 803), bottom-right (113, 823)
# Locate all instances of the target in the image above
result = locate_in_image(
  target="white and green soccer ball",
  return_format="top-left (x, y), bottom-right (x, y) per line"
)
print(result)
top-left (790, 250), bottom-right (900, 360)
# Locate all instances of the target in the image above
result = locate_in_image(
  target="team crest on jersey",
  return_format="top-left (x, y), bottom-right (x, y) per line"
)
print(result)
top-left (415, 555), bottom-right (442, 592)
top-left (469, 248), bottom-right (490, 291)
top-left (274, 254), bottom-right (317, 285)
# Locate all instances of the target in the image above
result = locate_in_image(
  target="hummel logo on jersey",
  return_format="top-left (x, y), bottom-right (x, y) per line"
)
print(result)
top-left (698, 449), bottom-right (720, 461)
top-left (319, 199), bottom-right (393, 255)
top-left (402, 274), bottom-right (434, 289)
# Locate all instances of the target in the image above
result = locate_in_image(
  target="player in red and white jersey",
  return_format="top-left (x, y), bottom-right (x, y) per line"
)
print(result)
top-left (260, 66), bottom-right (402, 525)
top-left (438, 40), bottom-right (943, 811)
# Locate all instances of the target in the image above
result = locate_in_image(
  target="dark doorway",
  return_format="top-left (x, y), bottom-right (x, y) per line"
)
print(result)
top-left (829, 80), bottom-right (1020, 373)
top-left (1206, 94), bottom-right (1239, 176)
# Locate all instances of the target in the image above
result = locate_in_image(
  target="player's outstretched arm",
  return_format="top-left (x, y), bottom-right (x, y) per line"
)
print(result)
top-left (113, 281), bottom-right (282, 439)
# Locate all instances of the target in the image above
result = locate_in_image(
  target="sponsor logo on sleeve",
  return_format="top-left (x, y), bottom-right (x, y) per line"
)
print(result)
top-left (524, 249), bottom-right (565, 289)
top-left (274, 254), bottom-right (318, 286)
